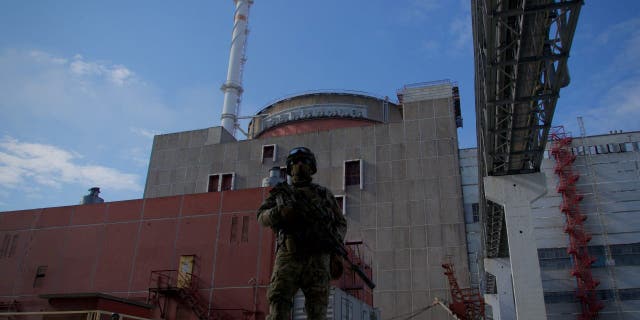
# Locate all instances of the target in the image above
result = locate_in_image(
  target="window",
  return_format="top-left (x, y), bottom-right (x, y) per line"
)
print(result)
top-left (221, 173), bottom-right (233, 191)
top-left (608, 143), bottom-right (620, 153)
top-left (611, 243), bottom-right (640, 266)
top-left (587, 145), bottom-right (596, 155)
top-left (262, 144), bottom-right (276, 162)
top-left (538, 247), bottom-right (572, 270)
top-left (335, 195), bottom-right (345, 215)
top-left (279, 166), bottom-right (287, 182)
top-left (341, 298), bottom-right (353, 320)
top-left (208, 173), bottom-right (235, 192)
top-left (622, 142), bottom-right (635, 152)
top-left (0, 234), bottom-right (18, 258)
top-left (231, 216), bottom-right (250, 243)
top-left (596, 145), bottom-right (608, 154)
top-left (33, 265), bottom-right (47, 287)
top-left (472, 203), bottom-right (480, 223)
top-left (241, 216), bottom-right (249, 242)
top-left (208, 175), bottom-right (220, 192)
top-left (230, 216), bottom-right (238, 242)
top-left (344, 159), bottom-right (362, 189)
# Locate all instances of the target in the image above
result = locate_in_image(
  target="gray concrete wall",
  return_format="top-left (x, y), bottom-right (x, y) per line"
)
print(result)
top-left (459, 148), bottom-right (482, 289)
top-left (143, 86), bottom-right (468, 320)
top-left (533, 131), bottom-right (640, 319)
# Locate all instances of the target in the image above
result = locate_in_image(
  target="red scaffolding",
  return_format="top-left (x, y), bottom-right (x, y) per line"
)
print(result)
top-left (549, 126), bottom-right (603, 319)
top-left (441, 261), bottom-right (485, 320)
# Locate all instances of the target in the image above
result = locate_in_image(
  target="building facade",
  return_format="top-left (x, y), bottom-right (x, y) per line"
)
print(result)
top-left (143, 81), bottom-right (470, 319)
top-left (465, 131), bottom-right (640, 319)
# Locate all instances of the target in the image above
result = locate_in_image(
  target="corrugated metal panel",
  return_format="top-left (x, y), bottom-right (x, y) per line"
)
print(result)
top-left (400, 83), bottom-right (453, 102)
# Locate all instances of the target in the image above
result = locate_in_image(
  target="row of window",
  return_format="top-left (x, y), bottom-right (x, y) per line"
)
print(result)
top-left (544, 141), bottom-right (640, 159)
top-left (545, 288), bottom-right (640, 304)
top-left (538, 243), bottom-right (640, 270)
top-left (209, 145), bottom-right (363, 192)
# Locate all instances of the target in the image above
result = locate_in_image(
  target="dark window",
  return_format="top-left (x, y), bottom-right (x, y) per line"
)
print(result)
top-left (230, 216), bottom-right (238, 242)
top-left (241, 216), bottom-right (249, 242)
top-left (345, 160), bottom-right (361, 187)
top-left (544, 291), bottom-right (576, 304)
top-left (262, 145), bottom-right (275, 161)
top-left (611, 243), bottom-right (640, 266)
top-left (36, 265), bottom-right (47, 278)
top-left (596, 145), bottom-right (608, 154)
top-left (33, 265), bottom-right (47, 288)
top-left (279, 167), bottom-right (287, 181)
top-left (221, 174), bottom-right (233, 191)
top-left (0, 234), bottom-right (10, 258)
top-left (335, 196), bottom-right (345, 214)
top-left (538, 247), bottom-right (573, 270)
top-left (208, 175), bottom-right (220, 192)
top-left (608, 143), bottom-right (620, 153)
top-left (619, 288), bottom-right (640, 300)
top-left (472, 203), bottom-right (480, 223)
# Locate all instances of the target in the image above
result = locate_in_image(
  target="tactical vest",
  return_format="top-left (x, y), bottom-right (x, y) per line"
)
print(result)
top-left (279, 183), bottom-right (338, 254)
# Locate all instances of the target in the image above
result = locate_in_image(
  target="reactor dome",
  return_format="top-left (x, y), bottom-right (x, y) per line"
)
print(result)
top-left (248, 91), bottom-right (402, 139)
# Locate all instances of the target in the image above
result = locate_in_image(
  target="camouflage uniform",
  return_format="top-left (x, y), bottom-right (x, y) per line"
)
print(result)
top-left (257, 182), bottom-right (347, 320)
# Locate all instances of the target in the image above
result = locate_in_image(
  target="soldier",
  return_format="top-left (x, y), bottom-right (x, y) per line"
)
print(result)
top-left (257, 147), bottom-right (347, 320)
top-left (80, 187), bottom-right (104, 204)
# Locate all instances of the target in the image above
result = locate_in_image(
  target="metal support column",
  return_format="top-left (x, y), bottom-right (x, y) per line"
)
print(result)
top-left (483, 173), bottom-right (547, 319)
top-left (484, 257), bottom-right (515, 320)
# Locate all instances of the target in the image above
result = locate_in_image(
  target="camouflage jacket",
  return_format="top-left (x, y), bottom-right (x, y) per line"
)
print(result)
top-left (257, 182), bottom-right (347, 254)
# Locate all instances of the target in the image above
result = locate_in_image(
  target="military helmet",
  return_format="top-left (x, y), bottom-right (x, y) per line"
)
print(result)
top-left (286, 147), bottom-right (317, 176)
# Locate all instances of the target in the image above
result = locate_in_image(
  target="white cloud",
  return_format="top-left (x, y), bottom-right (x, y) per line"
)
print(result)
top-left (130, 127), bottom-right (157, 139)
top-left (68, 54), bottom-right (135, 86)
top-left (0, 136), bottom-right (142, 192)
top-left (558, 17), bottom-right (640, 135)
top-left (582, 77), bottom-right (640, 133)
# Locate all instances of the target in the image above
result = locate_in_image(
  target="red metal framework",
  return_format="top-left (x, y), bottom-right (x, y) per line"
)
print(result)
top-left (148, 269), bottom-right (212, 320)
top-left (148, 270), bottom-right (252, 320)
top-left (334, 240), bottom-right (374, 306)
top-left (442, 261), bottom-right (485, 320)
top-left (549, 126), bottom-right (603, 319)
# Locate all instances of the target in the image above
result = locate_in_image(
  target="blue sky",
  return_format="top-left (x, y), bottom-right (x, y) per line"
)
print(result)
top-left (1, 1), bottom-right (639, 211)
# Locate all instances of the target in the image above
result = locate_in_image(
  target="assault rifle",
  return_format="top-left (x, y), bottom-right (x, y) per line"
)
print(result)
top-left (270, 182), bottom-right (376, 289)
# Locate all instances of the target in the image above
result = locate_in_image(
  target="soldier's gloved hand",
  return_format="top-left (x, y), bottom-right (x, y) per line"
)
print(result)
top-left (279, 206), bottom-right (298, 227)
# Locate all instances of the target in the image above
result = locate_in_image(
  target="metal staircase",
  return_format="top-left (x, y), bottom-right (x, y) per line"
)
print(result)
top-left (550, 126), bottom-right (604, 319)
top-left (148, 269), bottom-right (211, 320)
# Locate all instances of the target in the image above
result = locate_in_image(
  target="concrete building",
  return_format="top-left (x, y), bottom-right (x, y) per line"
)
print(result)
top-left (143, 80), bottom-right (471, 319)
top-left (464, 131), bottom-right (640, 319)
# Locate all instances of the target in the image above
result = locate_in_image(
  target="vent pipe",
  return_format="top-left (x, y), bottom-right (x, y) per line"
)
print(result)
top-left (220, 0), bottom-right (253, 137)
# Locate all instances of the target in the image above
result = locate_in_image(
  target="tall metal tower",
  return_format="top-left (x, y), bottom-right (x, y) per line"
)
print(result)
top-left (220, 0), bottom-right (253, 137)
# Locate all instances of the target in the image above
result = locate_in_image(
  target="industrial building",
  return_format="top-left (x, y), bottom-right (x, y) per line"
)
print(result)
top-left (459, 131), bottom-right (640, 319)
top-left (143, 80), bottom-right (471, 320)
top-left (3, 0), bottom-right (640, 319)
top-left (0, 79), bottom-right (471, 320)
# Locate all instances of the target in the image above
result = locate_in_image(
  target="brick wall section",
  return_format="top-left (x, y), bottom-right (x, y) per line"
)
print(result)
top-left (0, 188), bottom-right (274, 318)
